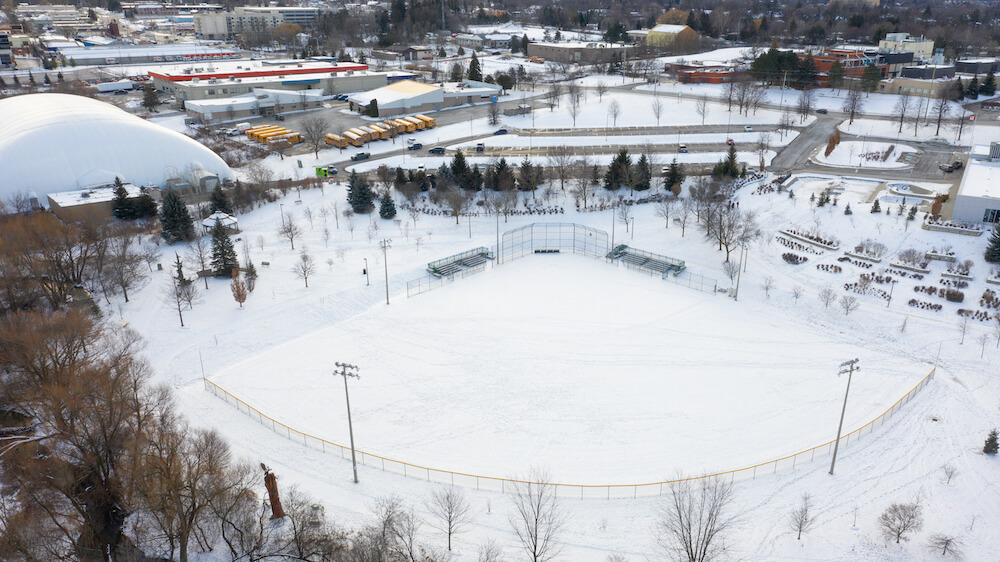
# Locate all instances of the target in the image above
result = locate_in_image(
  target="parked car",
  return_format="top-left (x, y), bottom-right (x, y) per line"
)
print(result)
top-left (744, 125), bottom-right (753, 132)
top-left (952, 160), bottom-right (964, 169)
top-left (428, 146), bottom-right (446, 154)
top-left (939, 164), bottom-right (954, 172)
top-left (475, 143), bottom-right (485, 152)
top-left (493, 128), bottom-right (508, 135)
top-left (407, 142), bottom-right (423, 150)
top-left (817, 108), bottom-right (829, 114)
top-left (661, 166), bottom-right (670, 175)
top-left (726, 138), bottom-right (735, 146)
top-left (351, 152), bottom-right (370, 161)
top-left (678, 144), bottom-right (688, 153)
top-left (275, 114), bottom-right (285, 121)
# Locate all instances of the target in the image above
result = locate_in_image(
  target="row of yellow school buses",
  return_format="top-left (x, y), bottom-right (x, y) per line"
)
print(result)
top-left (244, 125), bottom-right (304, 147)
top-left (324, 114), bottom-right (436, 149)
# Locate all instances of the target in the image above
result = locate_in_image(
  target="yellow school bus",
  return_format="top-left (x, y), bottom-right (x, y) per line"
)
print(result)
top-left (401, 116), bottom-right (425, 130)
top-left (347, 127), bottom-right (371, 143)
top-left (393, 118), bottom-right (416, 132)
top-left (325, 133), bottom-right (348, 148)
top-left (359, 126), bottom-right (381, 141)
top-left (248, 126), bottom-right (284, 141)
top-left (369, 124), bottom-right (390, 140)
top-left (378, 121), bottom-right (399, 136)
top-left (342, 130), bottom-right (365, 147)
top-left (256, 128), bottom-right (291, 143)
top-left (414, 114), bottom-right (436, 128)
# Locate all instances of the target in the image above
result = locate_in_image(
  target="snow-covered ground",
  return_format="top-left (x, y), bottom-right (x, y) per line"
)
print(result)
top-left (116, 159), bottom-right (1000, 561)
top-left (812, 141), bottom-right (916, 169)
top-left (840, 116), bottom-right (998, 149)
top-left (451, 131), bottom-right (797, 149)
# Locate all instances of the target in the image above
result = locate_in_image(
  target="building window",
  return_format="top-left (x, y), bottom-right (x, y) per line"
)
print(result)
top-left (207, 89), bottom-right (215, 95)
top-left (984, 208), bottom-right (1000, 223)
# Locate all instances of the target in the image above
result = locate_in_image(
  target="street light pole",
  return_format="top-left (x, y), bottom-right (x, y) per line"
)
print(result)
top-left (334, 362), bottom-right (360, 484)
top-left (363, 258), bottom-right (369, 286)
top-left (379, 238), bottom-right (392, 305)
top-left (830, 358), bottom-right (861, 475)
top-left (887, 279), bottom-right (896, 307)
top-left (279, 203), bottom-right (285, 227)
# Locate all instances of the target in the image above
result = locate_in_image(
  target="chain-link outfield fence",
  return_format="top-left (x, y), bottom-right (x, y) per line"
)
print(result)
top-left (406, 265), bottom-right (488, 297)
top-left (204, 367), bottom-right (934, 499)
top-left (499, 222), bottom-right (610, 264)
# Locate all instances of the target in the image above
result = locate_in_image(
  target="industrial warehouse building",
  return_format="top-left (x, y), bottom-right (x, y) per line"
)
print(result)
top-left (525, 41), bottom-right (633, 64)
top-left (347, 79), bottom-right (502, 116)
top-left (952, 144), bottom-right (1000, 225)
top-left (184, 88), bottom-right (325, 122)
top-left (54, 43), bottom-right (239, 66)
top-left (150, 59), bottom-right (415, 100)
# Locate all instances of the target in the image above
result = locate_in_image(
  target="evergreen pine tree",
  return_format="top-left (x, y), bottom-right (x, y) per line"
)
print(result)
top-left (982, 71), bottom-right (996, 96)
top-left (603, 149), bottom-right (632, 190)
top-left (860, 63), bottom-right (882, 92)
top-left (379, 191), bottom-right (397, 218)
top-left (985, 226), bottom-right (1000, 264)
top-left (450, 150), bottom-right (471, 188)
top-left (828, 60), bottom-right (845, 90)
top-left (520, 35), bottom-right (529, 53)
top-left (984, 429), bottom-right (999, 455)
top-left (952, 79), bottom-right (965, 101)
top-left (244, 260), bottom-right (258, 292)
top-left (111, 176), bottom-right (135, 220)
top-left (966, 76), bottom-right (980, 100)
top-left (394, 167), bottom-right (407, 187)
top-left (160, 191), bottom-right (195, 243)
top-left (210, 221), bottom-right (239, 277)
top-left (209, 185), bottom-right (234, 215)
top-left (870, 199), bottom-right (881, 213)
top-left (844, 203), bottom-right (852, 215)
top-left (467, 52), bottom-right (483, 81)
top-left (133, 191), bottom-right (158, 218)
top-left (367, 98), bottom-right (379, 117)
top-left (347, 171), bottom-right (375, 213)
top-left (142, 83), bottom-right (160, 111)
top-left (634, 154), bottom-right (651, 191)
top-left (907, 205), bottom-right (918, 221)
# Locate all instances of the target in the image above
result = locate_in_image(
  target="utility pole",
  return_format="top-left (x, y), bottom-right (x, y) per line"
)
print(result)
top-left (334, 362), bottom-right (360, 483)
top-left (830, 358), bottom-right (861, 475)
top-left (379, 238), bottom-right (392, 305)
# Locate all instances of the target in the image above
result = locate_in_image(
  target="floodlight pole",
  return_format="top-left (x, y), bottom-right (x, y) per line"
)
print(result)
top-left (363, 258), bottom-right (369, 286)
top-left (887, 279), bottom-right (896, 307)
top-left (334, 362), bottom-right (360, 483)
top-left (379, 238), bottom-right (392, 305)
top-left (830, 358), bottom-right (860, 475)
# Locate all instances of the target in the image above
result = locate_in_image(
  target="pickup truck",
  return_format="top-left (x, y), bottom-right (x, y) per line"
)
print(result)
top-left (350, 152), bottom-right (370, 161)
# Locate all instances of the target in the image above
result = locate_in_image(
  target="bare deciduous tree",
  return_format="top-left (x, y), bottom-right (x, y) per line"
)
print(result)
top-left (655, 197), bottom-right (675, 228)
top-left (508, 468), bottom-right (565, 562)
top-left (878, 502), bottom-right (923, 544)
top-left (762, 275), bottom-right (775, 297)
top-left (488, 99), bottom-right (501, 125)
top-left (819, 286), bottom-right (837, 308)
top-left (616, 203), bottom-right (633, 232)
top-left (933, 91), bottom-right (951, 136)
top-left (678, 198), bottom-right (694, 237)
top-left (595, 81), bottom-right (608, 101)
top-left (840, 295), bottom-right (860, 316)
top-left (792, 285), bottom-right (803, 303)
top-left (941, 464), bottom-right (958, 484)
top-left (300, 115), bottom-right (329, 159)
top-left (104, 226), bottom-right (148, 302)
top-left (796, 88), bottom-right (815, 123)
top-left (656, 475), bottom-right (736, 562)
top-left (547, 146), bottom-right (573, 191)
top-left (277, 213), bottom-right (303, 249)
top-left (926, 533), bottom-right (963, 558)
top-left (842, 85), bottom-right (865, 125)
top-left (696, 95), bottom-right (708, 125)
top-left (651, 98), bottom-right (664, 126)
top-left (894, 93), bottom-right (912, 133)
top-left (292, 250), bottom-right (315, 287)
top-left (722, 261), bottom-right (739, 283)
top-left (427, 487), bottom-right (472, 551)
top-left (608, 98), bottom-right (622, 127)
top-left (789, 493), bottom-right (814, 540)
top-left (478, 539), bottom-right (503, 562)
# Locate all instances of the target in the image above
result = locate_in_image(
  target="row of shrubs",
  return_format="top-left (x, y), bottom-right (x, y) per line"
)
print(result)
top-left (816, 264), bottom-right (842, 273)
top-left (837, 256), bottom-right (873, 269)
top-left (913, 286), bottom-right (965, 302)
top-left (885, 267), bottom-right (924, 280)
top-left (909, 299), bottom-right (943, 311)
top-left (776, 236), bottom-right (823, 255)
top-left (958, 309), bottom-right (997, 322)
top-left (782, 253), bottom-right (808, 264)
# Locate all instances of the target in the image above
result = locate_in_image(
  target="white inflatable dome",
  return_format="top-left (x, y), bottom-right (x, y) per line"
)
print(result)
top-left (0, 93), bottom-right (233, 199)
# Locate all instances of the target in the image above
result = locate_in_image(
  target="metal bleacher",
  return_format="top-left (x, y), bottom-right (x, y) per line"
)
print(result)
top-left (427, 247), bottom-right (494, 278)
top-left (609, 245), bottom-right (686, 277)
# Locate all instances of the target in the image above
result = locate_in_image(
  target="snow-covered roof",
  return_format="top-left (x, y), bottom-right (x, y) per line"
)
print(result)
top-left (202, 211), bottom-right (238, 228)
top-left (47, 183), bottom-right (142, 207)
top-left (650, 24), bottom-right (690, 34)
top-left (958, 155), bottom-right (1000, 200)
top-left (0, 93), bottom-right (233, 197)
top-left (347, 80), bottom-right (442, 107)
